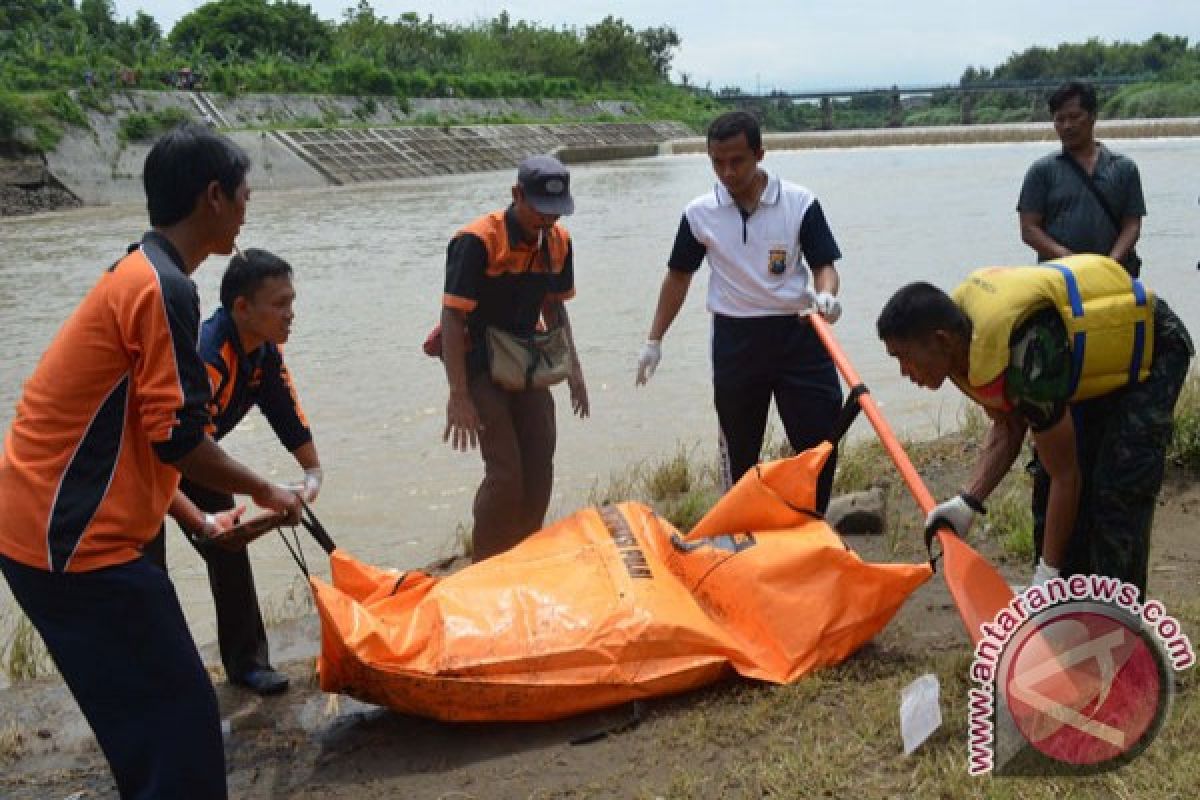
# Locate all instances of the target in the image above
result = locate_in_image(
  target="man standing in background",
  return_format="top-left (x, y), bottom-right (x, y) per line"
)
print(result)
top-left (439, 155), bottom-right (589, 561)
top-left (635, 110), bottom-right (844, 509)
top-left (1016, 79), bottom-right (1149, 583)
top-left (1018, 80), bottom-right (1146, 277)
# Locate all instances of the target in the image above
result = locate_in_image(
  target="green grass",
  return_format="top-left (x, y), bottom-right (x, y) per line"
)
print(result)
top-left (1168, 372), bottom-right (1200, 472)
top-left (259, 574), bottom-right (315, 628)
top-left (658, 487), bottom-right (720, 532)
top-left (280, 115), bottom-right (327, 130)
top-left (75, 86), bottom-right (115, 114)
top-left (1, 615), bottom-right (54, 684)
top-left (983, 479), bottom-right (1035, 562)
top-left (585, 442), bottom-right (722, 533)
top-left (0, 90), bottom-right (87, 151)
top-left (833, 438), bottom-right (889, 494)
top-left (45, 90), bottom-right (89, 130)
top-left (904, 106), bottom-right (964, 127)
top-left (958, 401), bottom-right (990, 442)
top-left (586, 463), bottom-right (643, 509)
top-left (116, 106), bottom-right (193, 143)
top-left (0, 720), bottom-right (22, 762)
top-left (642, 444), bottom-right (722, 533)
top-left (452, 521), bottom-right (473, 561)
top-left (642, 443), bottom-right (701, 500)
top-left (1108, 80), bottom-right (1200, 118)
top-left (631, 597), bottom-right (1200, 798)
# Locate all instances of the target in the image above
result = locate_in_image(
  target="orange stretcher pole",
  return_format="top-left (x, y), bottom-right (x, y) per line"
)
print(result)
top-left (810, 314), bottom-right (1014, 644)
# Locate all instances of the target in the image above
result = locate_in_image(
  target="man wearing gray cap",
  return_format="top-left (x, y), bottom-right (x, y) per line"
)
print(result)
top-left (438, 155), bottom-right (589, 560)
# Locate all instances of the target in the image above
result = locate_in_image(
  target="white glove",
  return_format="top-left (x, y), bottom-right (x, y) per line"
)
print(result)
top-left (635, 340), bottom-right (662, 385)
top-left (1031, 557), bottom-right (1061, 587)
top-left (805, 288), bottom-right (842, 324)
top-left (301, 467), bottom-right (323, 503)
top-left (924, 493), bottom-right (983, 537)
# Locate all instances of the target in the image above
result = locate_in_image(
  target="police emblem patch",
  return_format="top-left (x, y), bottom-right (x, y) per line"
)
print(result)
top-left (768, 248), bottom-right (788, 275)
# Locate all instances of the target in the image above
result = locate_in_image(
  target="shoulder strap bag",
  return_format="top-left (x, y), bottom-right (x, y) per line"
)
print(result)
top-left (1061, 154), bottom-right (1142, 277)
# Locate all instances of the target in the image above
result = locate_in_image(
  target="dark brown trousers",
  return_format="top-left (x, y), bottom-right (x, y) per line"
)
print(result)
top-left (468, 371), bottom-right (556, 561)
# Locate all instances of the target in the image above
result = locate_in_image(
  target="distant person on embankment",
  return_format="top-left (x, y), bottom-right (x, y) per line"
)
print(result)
top-left (634, 110), bottom-right (845, 509)
top-left (437, 155), bottom-right (589, 561)
top-left (0, 124), bottom-right (303, 799)
top-left (1016, 79), bottom-right (1151, 586)
top-left (1018, 80), bottom-right (1146, 277)
top-left (877, 256), bottom-right (1192, 596)
top-left (146, 248), bottom-right (323, 697)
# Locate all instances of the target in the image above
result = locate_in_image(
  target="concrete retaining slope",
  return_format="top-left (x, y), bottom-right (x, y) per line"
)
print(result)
top-left (206, 92), bottom-right (647, 129)
top-left (39, 89), bottom-right (691, 204)
top-left (274, 122), bottom-right (690, 185)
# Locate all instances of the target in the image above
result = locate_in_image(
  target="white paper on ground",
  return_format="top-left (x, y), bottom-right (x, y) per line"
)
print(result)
top-left (900, 672), bottom-right (942, 755)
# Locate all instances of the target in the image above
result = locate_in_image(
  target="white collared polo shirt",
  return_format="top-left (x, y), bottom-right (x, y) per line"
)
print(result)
top-left (667, 172), bottom-right (841, 317)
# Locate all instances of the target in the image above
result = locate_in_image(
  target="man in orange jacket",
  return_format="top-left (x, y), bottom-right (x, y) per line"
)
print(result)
top-left (0, 124), bottom-right (302, 799)
top-left (439, 156), bottom-right (589, 561)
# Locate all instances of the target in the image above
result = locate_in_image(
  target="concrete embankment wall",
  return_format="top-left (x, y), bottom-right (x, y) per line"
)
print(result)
top-left (15, 88), bottom-right (1200, 211)
top-left (30, 90), bottom-right (690, 207)
top-left (0, 150), bottom-right (81, 215)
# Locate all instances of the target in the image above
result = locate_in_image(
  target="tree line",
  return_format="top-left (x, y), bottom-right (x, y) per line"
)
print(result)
top-left (0, 0), bottom-right (681, 97)
top-left (959, 34), bottom-right (1199, 84)
top-left (2, 2), bottom-right (1199, 145)
top-left (739, 34), bottom-right (1200, 132)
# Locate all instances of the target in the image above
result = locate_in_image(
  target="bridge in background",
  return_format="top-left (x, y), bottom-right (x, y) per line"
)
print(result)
top-left (724, 76), bottom-right (1148, 128)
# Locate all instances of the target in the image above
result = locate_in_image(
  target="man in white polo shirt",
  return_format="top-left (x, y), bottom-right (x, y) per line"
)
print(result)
top-left (635, 110), bottom-right (844, 508)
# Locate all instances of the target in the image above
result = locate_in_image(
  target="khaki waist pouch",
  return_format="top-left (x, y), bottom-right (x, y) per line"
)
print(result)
top-left (485, 326), bottom-right (571, 390)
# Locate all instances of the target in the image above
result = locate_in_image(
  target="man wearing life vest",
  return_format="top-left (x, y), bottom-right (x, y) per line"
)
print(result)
top-left (876, 255), bottom-right (1192, 593)
top-left (440, 155), bottom-right (589, 561)
top-left (0, 125), bottom-right (303, 798)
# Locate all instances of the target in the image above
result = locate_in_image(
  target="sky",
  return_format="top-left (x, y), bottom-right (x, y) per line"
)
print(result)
top-left (111, 1), bottom-right (1200, 92)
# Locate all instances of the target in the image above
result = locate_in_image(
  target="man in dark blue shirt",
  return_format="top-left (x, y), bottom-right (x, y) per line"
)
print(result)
top-left (1018, 81), bottom-right (1146, 276)
top-left (149, 248), bottom-right (322, 695)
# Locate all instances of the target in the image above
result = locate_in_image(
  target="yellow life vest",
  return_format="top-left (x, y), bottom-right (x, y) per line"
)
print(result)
top-left (950, 254), bottom-right (1154, 412)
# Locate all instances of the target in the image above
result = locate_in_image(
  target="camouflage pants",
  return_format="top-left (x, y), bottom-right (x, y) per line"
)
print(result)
top-left (1031, 299), bottom-right (1194, 594)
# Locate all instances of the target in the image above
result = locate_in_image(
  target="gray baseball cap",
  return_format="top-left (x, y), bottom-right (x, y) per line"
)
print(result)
top-left (517, 155), bottom-right (575, 216)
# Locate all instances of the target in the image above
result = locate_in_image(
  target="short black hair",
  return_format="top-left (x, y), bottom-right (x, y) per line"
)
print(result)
top-left (707, 110), bottom-right (762, 152)
top-left (876, 282), bottom-right (972, 342)
top-left (1048, 80), bottom-right (1098, 115)
top-left (220, 248), bottom-right (293, 309)
top-left (143, 123), bottom-right (251, 227)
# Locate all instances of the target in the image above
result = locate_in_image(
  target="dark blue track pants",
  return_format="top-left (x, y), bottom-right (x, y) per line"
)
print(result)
top-left (712, 313), bottom-right (842, 510)
top-left (145, 476), bottom-right (271, 682)
top-left (0, 552), bottom-right (227, 799)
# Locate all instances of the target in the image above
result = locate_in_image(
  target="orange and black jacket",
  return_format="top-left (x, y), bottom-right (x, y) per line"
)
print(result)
top-left (442, 206), bottom-right (575, 373)
top-left (0, 233), bottom-right (211, 573)
top-left (199, 307), bottom-right (311, 451)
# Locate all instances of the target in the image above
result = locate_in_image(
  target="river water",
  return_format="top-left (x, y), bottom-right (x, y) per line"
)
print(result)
top-left (2, 138), bottom-right (1198, 650)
